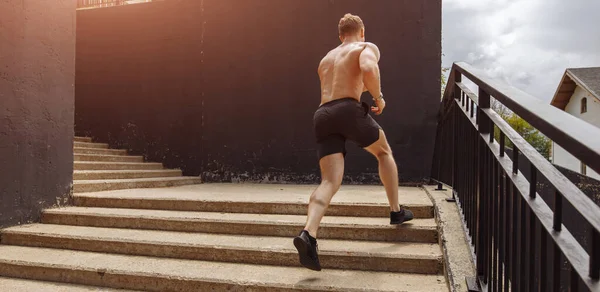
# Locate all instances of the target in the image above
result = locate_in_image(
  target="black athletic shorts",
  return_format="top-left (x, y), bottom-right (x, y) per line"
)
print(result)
top-left (313, 97), bottom-right (382, 159)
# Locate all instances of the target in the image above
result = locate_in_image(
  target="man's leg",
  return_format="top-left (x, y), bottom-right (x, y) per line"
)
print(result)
top-left (294, 152), bottom-right (344, 271)
top-left (364, 129), bottom-right (400, 212)
top-left (303, 153), bottom-right (345, 237)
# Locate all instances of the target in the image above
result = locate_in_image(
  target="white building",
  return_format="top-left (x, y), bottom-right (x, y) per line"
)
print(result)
top-left (550, 67), bottom-right (600, 180)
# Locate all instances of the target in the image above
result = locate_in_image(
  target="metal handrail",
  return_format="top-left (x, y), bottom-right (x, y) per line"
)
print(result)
top-left (434, 62), bottom-right (600, 291)
top-left (446, 63), bottom-right (600, 234)
top-left (453, 62), bottom-right (600, 174)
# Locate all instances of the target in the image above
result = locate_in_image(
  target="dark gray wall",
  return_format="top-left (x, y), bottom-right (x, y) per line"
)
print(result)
top-left (0, 0), bottom-right (76, 227)
top-left (76, 0), bottom-right (441, 184)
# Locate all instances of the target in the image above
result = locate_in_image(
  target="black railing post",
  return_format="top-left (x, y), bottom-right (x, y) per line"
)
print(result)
top-left (478, 89), bottom-right (491, 134)
top-left (540, 230), bottom-right (547, 292)
top-left (591, 228), bottom-right (600, 279)
top-left (448, 72), bottom-right (462, 203)
top-left (476, 87), bottom-right (491, 285)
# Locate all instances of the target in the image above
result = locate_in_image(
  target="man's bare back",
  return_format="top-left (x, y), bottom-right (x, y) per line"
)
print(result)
top-left (318, 42), bottom-right (381, 106)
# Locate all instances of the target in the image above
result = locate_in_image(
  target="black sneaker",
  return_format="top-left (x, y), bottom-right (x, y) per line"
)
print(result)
top-left (293, 230), bottom-right (321, 271)
top-left (390, 208), bottom-right (414, 225)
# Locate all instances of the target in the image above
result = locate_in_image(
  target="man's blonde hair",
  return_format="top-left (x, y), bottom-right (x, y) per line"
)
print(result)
top-left (338, 13), bottom-right (364, 37)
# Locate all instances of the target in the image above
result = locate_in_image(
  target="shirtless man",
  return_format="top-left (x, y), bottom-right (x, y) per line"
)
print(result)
top-left (293, 14), bottom-right (414, 271)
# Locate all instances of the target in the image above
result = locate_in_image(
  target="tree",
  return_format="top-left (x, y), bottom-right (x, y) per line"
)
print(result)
top-left (441, 48), bottom-right (448, 98)
top-left (491, 100), bottom-right (551, 159)
top-left (441, 67), bottom-right (449, 99)
top-left (439, 67), bottom-right (550, 159)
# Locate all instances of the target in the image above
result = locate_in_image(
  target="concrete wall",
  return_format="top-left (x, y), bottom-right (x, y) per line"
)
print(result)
top-left (0, 0), bottom-right (76, 227)
top-left (75, 0), bottom-right (441, 184)
top-left (552, 86), bottom-right (600, 179)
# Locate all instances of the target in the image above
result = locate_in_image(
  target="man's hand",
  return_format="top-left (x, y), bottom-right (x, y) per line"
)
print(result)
top-left (371, 98), bottom-right (386, 115)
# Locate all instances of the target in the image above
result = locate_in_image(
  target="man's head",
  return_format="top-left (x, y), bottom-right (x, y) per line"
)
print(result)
top-left (338, 13), bottom-right (365, 42)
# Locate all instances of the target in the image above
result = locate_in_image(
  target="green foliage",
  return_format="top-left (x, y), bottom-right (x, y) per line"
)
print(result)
top-left (438, 67), bottom-right (550, 159)
top-left (441, 67), bottom-right (449, 99)
top-left (493, 105), bottom-right (552, 159)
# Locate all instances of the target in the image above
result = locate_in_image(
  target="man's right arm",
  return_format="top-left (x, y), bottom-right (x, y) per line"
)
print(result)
top-left (359, 43), bottom-right (384, 113)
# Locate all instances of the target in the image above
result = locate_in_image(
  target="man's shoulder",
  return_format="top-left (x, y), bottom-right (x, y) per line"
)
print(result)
top-left (357, 42), bottom-right (380, 61)
top-left (361, 42), bottom-right (380, 52)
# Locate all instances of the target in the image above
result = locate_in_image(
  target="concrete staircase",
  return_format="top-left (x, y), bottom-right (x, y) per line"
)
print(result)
top-left (73, 136), bottom-right (201, 192)
top-left (0, 184), bottom-right (448, 291)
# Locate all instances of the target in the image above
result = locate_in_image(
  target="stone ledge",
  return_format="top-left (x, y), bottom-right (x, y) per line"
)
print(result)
top-left (424, 185), bottom-right (477, 292)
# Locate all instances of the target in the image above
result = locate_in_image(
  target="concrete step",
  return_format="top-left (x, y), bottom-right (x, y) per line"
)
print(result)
top-left (74, 154), bottom-right (144, 163)
top-left (73, 142), bottom-right (108, 149)
top-left (41, 207), bottom-right (438, 243)
top-left (74, 147), bottom-right (127, 156)
top-left (0, 246), bottom-right (448, 291)
top-left (73, 169), bottom-right (182, 180)
top-left (73, 177), bottom-right (202, 193)
top-left (73, 184), bottom-right (434, 218)
top-left (2, 224), bottom-right (443, 274)
top-left (74, 161), bottom-right (163, 171)
top-left (74, 136), bottom-right (93, 143)
top-left (0, 277), bottom-right (137, 292)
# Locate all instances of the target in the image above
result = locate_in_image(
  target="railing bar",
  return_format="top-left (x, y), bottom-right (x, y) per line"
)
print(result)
top-left (491, 156), bottom-right (497, 290)
top-left (474, 124), bottom-right (478, 235)
top-left (467, 126), bottom-right (473, 237)
top-left (464, 121), bottom-right (469, 231)
top-left (484, 149), bottom-right (489, 284)
top-left (479, 89), bottom-right (491, 135)
top-left (519, 192), bottom-right (527, 291)
top-left (487, 148), bottom-right (493, 284)
top-left (496, 160), bottom-right (502, 292)
top-left (571, 265), bottom-right (579, 292)
top-left (466, 94), bottom-right (470, 111)
top-left (484, 145), bottom-right (490, 283)
top-left (499, 132), bottom-right (505, 157)
top-left (467, 122), bottom-right (472, 234)
top-left (496, 159), bottom-right (501, 291)
top-left (473, 130), bottom-right (478, 239)
top-left (512, 146), bottom-right (519, 175)
top-left (554, 190), bottom-right (562, 232)
top-left (489, 123), bottom-right (494, 143)
top-left (496, 163), bottom-right (506, 291)
top-left (553, 243), bottom-right (561, 292)
top-left (530, 165), bottom-right (537, 199)
top-left (539, 222), bottom-right (547, 292)
top-left (461, 113), bottom-right (465, 198)
top-left (591, 228), bottom-right (600, 280)
top-left (511, 183), bottom-right (518, 291)
top-left (471, 99), bottom-right (475, 118)
top-left (529, 207), bottom-right (536, 292)
top-left (503, 177), bottom-right (511, 292)
top-left (452, 105), bottom-right (458, 188)
top-left (477, 138), bottom-right (484, 277)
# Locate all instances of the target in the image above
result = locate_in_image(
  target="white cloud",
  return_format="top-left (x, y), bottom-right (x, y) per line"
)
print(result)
top-left (443, 0), bottom-right (600, 101)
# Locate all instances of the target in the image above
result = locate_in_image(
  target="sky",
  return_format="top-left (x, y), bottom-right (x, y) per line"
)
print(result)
top-left (442, 0), bottom-right (600, 101)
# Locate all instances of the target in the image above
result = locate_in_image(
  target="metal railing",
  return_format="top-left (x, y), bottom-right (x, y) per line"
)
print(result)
top-left (431, 62), bottom-right (600, 291)
top-left (77, 0), bottom-right (153, 9)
